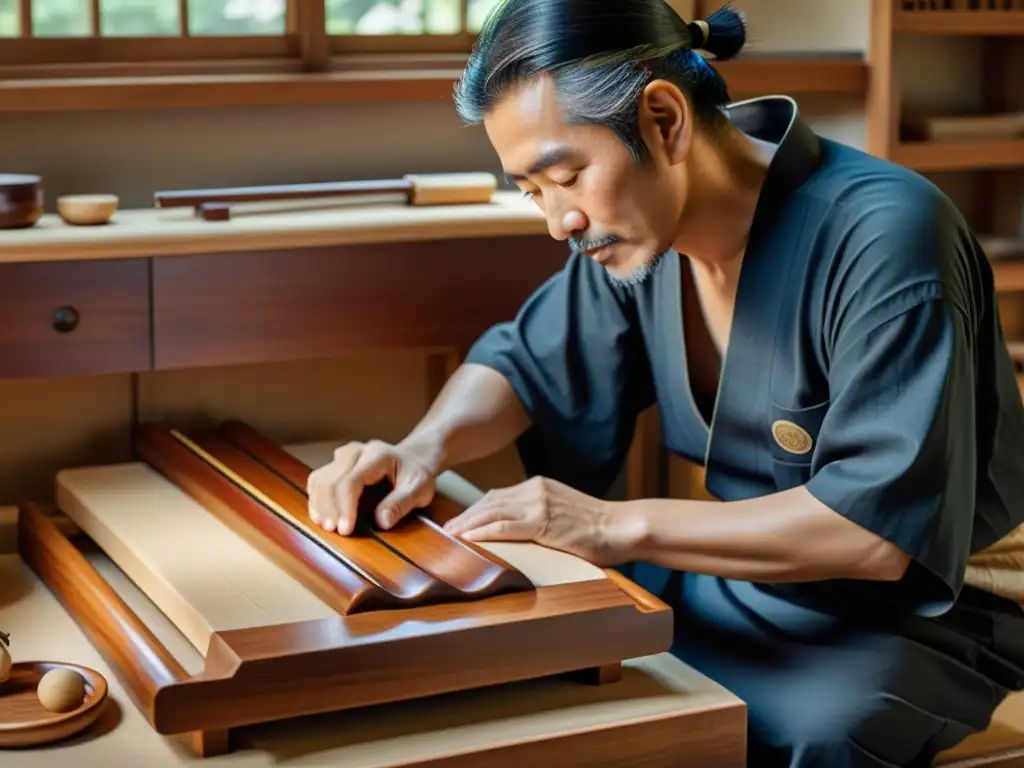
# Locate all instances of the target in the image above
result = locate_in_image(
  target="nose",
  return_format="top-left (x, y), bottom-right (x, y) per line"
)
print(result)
top-left (546, 205), bottom-right (588, 242)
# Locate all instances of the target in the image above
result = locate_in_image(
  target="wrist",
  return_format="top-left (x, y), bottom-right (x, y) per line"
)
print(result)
top-left (601, 500), bottom-right (652, 562)
top-left (397, 430), bottom-right (449, 476)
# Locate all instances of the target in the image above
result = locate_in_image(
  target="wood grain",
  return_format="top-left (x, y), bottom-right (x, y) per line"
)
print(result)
top-left (14, 503), bottom-right (228, 755)
top-left (183, 430), bottom-right (467, 605)
top-left (0, 54), bottom-right (867, 116)
top-left (0, 192), bottom-right (548, 264)
top-left (0, 661), bottom-right (107, 748)
top-left (217, 419), bottom-right (533, 596)
top-left (1, 546), bottom-right (745, 768)
top-left (150, 235), bottom-right (567, 369)
top-left (16, 501), bottom-right (183, 711)
top-left (55, 460), bottom-right (338, 653)
top-left (0, 259), bottom-right (150, 378)
top-left (155, 578), bottom-right (674, 735)
top-left (19, 493), bottom-right (675, 744)
top-left (133, 424), bottom-right (396, 615)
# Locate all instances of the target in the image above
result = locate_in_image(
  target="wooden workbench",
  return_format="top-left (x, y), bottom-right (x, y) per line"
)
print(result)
top-left (0, 506), bottom-right (746, 767)
top-left (0, 194), bottom-right (569, 377)
top-left (0, 194), bottom-right (693, 763)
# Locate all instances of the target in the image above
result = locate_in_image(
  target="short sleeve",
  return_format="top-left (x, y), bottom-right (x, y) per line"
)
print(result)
top-left (805, 284), bottom-right (977, 618)
top-left (464, 253), bottom-right (656, 498)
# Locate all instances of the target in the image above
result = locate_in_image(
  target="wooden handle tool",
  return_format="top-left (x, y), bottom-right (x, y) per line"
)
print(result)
top-left (153, 172), bottom-right (498, 221)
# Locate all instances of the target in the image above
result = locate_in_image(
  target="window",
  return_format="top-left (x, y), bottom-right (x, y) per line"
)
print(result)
top-left (0, 0), bottom-right (506, 73)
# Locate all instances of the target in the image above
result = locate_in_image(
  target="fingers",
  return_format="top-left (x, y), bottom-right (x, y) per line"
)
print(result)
top-left (329, 443), bottom-right (394, 535)
top-left (307, 444), bottom-right (361, 528)
top-left (444, 491), bottom-right (530, 540)
top-left (307, 441), bottom-right (393, 535)
top-left (461, 520), bottom-right (535, 541)
top-left (375, 477), bottom-right (434, 530)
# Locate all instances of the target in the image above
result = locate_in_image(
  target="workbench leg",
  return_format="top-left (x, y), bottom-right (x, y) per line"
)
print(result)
top-left (189, 728), bottom-right (231, 758)
top-left (571, 662), bottom-right (623, 686)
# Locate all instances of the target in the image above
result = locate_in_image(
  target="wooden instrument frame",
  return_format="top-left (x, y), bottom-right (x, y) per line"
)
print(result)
top-left (15, 422), bottom-right (674, 757)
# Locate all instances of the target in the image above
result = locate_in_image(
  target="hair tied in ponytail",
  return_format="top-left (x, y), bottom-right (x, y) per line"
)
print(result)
top-left (688, 2), bottom-right (746, 61)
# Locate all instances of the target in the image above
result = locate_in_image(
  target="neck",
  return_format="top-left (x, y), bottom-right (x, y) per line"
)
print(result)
top-left (670, 124), bottom-right (775, 274)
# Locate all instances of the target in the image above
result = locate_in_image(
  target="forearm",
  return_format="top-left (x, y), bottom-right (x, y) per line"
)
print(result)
top-left (399, 363), bottom-right (531, 474)
top-left (618, 486), bottom-right (910, 583)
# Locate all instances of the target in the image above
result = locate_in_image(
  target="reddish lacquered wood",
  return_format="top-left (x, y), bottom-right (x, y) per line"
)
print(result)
top-left (132, 424), bottom-right (397, 615)
top-left (150, 236), bottom-right (568, 370)
top-left (216, 419), bottom-right (533, 597)
top-left (187, 431), bottom-right (464, 605)
top-left (153, 578), bottom-right (673, 734)
top-left (18, 499), bottom-right (676, 752)
top-left (15, 503), bottom-right (229, 756)
top-left (0, 258), bottom-right (150, 378)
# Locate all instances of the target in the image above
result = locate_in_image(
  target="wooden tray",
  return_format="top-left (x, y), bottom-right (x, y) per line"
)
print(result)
top-left (0, 661), bottom-right (108, 748)
top-left (18, 420), bottom-right (674, 758)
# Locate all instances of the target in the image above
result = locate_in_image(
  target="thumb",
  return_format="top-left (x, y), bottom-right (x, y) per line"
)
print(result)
top-left (375, 478), bottom-right (435, 529)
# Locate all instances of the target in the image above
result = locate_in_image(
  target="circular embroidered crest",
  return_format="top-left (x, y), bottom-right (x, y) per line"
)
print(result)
top-left (771, 420), bottom-right (813, 455)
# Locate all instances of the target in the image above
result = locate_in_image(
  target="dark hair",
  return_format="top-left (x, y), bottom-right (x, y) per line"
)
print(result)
top-left (454, 0), bottom-right (747, 163)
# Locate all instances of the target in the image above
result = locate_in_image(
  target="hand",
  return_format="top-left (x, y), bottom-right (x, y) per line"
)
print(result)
top-left (306, 440), bottom-right (437, 535)
top-left (442, 476), bottom-right (631, 565)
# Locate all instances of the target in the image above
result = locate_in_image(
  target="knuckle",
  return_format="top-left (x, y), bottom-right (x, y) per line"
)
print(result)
top-left (333, 441), bottom-right (362, 460)
top-left (364, 439), bottom-right (391, 456)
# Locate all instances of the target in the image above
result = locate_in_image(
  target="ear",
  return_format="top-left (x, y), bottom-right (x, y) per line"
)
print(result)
top-left (638, 79), bottom-right (692, 165)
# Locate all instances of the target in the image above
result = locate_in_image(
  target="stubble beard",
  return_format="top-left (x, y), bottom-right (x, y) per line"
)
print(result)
top-left (604, 249), bottom-right (666, 288)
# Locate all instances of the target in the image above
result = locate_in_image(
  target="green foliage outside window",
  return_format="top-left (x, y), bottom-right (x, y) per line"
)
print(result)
top-left (0, 0), bottom-right (502, 38)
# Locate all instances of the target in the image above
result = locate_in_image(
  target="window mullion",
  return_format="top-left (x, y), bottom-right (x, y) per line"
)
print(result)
top-left (19, 0), bottom-right (31, 36)
top-left (297, 0), bottom-right (328, 72)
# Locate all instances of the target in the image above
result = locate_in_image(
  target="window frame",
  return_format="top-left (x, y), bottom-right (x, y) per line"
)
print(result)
top-left (0, 0), bottom-right (484, 72)
top-left (0, 0), bottom-right (868, 113)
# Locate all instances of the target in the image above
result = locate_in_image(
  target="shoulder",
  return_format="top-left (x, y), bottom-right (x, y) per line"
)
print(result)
top-left (800, 140), bottom-right (986, 334)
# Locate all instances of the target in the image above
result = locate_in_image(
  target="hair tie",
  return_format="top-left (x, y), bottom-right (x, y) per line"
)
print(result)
top-left (687, 19), bottom-right (709, 49)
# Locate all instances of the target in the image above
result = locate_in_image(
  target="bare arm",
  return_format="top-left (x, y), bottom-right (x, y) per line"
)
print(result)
top-left (399, 362), bottom-right (532, 473)
top-left (616, 486), bottom-right (911, 583)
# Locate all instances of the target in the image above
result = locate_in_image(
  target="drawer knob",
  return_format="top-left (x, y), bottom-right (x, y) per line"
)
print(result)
top-left (51, 306), bottom-right (79, 333)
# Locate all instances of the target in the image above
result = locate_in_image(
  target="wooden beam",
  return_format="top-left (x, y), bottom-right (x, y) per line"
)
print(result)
top-left (297, 0), bottom-right (328, 72)
top-left (866, 0), bottom-right (898, 160)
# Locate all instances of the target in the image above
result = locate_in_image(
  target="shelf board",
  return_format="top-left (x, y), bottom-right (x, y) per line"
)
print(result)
top-left (1008, 341), bottom-right (1024, 368)
top-left (893, 139), bottom-right (1024, 172)
top-left (0, 52), bottom-right (867, 114)
top-left (992, 258), bottom-right (1024, 294)
top-left (894, 10), bottom-right (1024, 36)
top-left (715, 54), bottom-right (867, 97)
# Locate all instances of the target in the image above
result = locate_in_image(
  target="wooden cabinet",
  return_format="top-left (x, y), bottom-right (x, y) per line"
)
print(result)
top-left (150, 235), bottom-right (567, 370)
top-left (0, 259), bottom-right (150, 378)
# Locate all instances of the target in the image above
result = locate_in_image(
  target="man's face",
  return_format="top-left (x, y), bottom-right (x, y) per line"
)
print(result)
top-left (483, 73), bottom-right (690, 283)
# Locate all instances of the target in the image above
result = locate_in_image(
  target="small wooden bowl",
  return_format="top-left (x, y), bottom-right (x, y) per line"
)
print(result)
top-left (0, 174), bottom-right (43, 229)
top-left (57, 194), bottom-right (118, 226)
top-left (0, 661), bottom-right (108, 748)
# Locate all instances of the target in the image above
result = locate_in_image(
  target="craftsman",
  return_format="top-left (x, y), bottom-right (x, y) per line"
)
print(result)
top-left (307, 1), bottom-right (1024, 765)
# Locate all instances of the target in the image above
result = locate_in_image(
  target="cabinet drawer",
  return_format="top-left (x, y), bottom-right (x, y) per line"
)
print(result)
top-left (152, 235), bottom-right (567, 370)
top-left (0, 259), bottom-right (151, 378)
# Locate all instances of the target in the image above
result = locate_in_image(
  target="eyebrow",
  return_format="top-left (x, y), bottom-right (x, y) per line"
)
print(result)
top-left (504, 147), bottom-right (575, 182)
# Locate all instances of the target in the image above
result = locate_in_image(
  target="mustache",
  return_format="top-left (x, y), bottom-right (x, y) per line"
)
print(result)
top-left (569, 234), bottom-right (620, 253)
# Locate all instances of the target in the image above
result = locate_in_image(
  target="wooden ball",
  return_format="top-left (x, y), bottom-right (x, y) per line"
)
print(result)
top-left (37, 668), bottom-right (86, 713)
top-left (57, 194), bottom-right (118, 226)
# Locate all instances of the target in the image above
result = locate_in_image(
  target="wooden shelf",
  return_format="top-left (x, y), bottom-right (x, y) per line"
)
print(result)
top-left (894, 10), bottom-right (1024, 36)
top-left (0, 53), bottom-right (867, 114)
top-left (893, 139), bottom-right (1024, 171)
top-left (1007, 340), bottom-right (1024, 367)
top-left (992, 258), bottom-right (1024, 293)
top-left (716, 54), bottom-right (867, 98)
